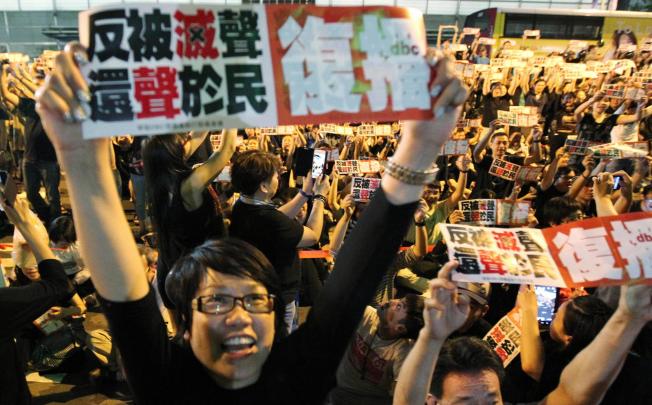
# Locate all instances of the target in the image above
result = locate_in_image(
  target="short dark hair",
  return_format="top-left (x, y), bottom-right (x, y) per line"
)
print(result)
top-left (231, 150), bottom-right (281, 195)
top-left (165, 238), bottom-right (283, 342)
top-left (490, 131), bottom-right (508, 143)
top-left (430, 337), bottom-right (505, 398)
top-left (48, 215), bottom-right (76, 244)
top-left (564, 296), bottom-right (613, 357)
top-left (402, 294), bottom-right (425, 340)
top-left (542, 196), bottom-right (583, 226)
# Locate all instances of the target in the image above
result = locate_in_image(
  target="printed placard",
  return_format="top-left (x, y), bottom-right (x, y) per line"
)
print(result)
top-left (456, 118), bottom-right (482, 128)
top-left (459, 199), bottom-right (497, 226)
top-left (484, 309), bottom-right (521, 367)
top-left (78, 4), bottom-right (432, 138)
top-left (459, 199), bottom-right (531, 226)
top-left (462, 27), bottom-right (480, 35)
top-left (356, 124), bottom-right (392, 136)
top-left (500, 49), bottom-right (533, 60)
top-left (589, 142), bottom-right (649, 159)
top-left (515, 166), bottom-right (543, 183)
top-left (441, 224), bottom-right (567, 287)
top-left (489, 158), bottom-right (520, 181)
top-left (319, 123), bottom-right (353, 136)
top-left (209, 133), bottom-right (222, 151)
top-left (351, 176), bottom-right (381, 202)
top-left (335, 160), bottom-right (381, 174)
top-left (523, 29), bottom-right (540, 38)
top-left (478, 37), bottom-right (496, 45)
top-left (564, 138), bottom-right (594, 155)
top-left (632, 71), bottom-right (652, 85)
top-left (602, 84), bottom-right (624, 100)
top-left (586, 61), bottom-right (609, 74)
top-left (441, 212), bottom-right (652, 288)
top-left (443, 139), bottom-right (470, 155)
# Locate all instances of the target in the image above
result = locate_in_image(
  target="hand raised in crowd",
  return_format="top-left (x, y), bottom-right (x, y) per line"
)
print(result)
top-left (302, 172), bottom-right (315, 196)
top-left (312, 174), bottom-right (330, 196)
top-left (404, 50), bottom-right (469, 148)
top-left (34, 42), bottom-right (93, 152)
top-left (593, 172), bottom-right (615, 199)
top-left (422, 261), bottom-right (470, 341)
top-left (581, 153), bottom-right (596, 173)
top-left (340, 194), bottom-right (355, 217)
top-left (618, 283), bottom-right (652, 325)
top-left (517, 284), bottom-right (538, 315)
top-left (455, 154), bottom-right (472, 172)
top-left (555, 146), bottom-right (569, 166)
top-left (414, 198), bottom-right (429, 223)
top-left (0, 194), bottom-right (47, 246)
top-left (489, 118), bottom-right (504, 132)
top-left (527, 208), bottom-right (539, 227)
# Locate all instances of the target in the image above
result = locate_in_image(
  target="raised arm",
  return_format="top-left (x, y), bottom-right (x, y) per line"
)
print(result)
top-left (446, 155), bottom-right (470, 210)
top-left (35, 44), bottom-right (148, 303)
top-left (518, 285), bottom-right (545, 381)
top-left (393, 262), bottom-right (470, 405)
top-left (567, 154), bottom-right (596, 200)
top-left (180, 128), bottom-right (237, 210)
top-left (540, 147), bottom-right (566, 191)
top-left (473, 120), bottom-right (499, 162)
top-left (523, 125), bottom-right (543, 165)
top-left (542, 283), bottom-right (652, 405)
top-left (0, 65), bottom-right (19, 108)
top-left (328, 194), bottom-right (354, 256)
top-left (574, 91), bottom-right (602, 123)
top-left (303, 52), bottom-right (469, 373)
top-left (592, 172), bottom-right (618, 217)
top-left (296, 175), bottom-right (330, 248)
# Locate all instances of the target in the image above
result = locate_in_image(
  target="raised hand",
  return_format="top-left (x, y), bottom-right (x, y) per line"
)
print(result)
top-left (423, 261), bottom-right (470, 341)
top-left (414, 198), bottom-right (429, 223)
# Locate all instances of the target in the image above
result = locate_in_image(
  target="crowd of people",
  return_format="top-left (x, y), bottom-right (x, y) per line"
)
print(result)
top-left (0, 24), bottom-right (651, 405)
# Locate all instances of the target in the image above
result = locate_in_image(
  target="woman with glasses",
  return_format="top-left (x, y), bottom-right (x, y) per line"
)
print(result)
top-left (33, 43), bottom-right (468, 404)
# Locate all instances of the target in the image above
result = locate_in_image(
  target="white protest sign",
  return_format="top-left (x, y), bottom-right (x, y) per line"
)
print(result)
top-left (79, 4), bottom-right (433, 138)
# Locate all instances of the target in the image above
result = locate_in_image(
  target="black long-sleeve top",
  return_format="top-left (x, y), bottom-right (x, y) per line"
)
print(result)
top-left (100, 188), bottom-right (417, 404)
top-left (0, 259), bottom-right (74, 405)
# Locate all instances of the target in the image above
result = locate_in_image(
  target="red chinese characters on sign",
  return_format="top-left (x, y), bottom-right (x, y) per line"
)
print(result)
top-left (174, 9), bottom-right (219, 59)
top-left (478, 250), bottom-right (509, 275)
top-left (492, 231), bottom-right (520, 251)
top-left (133, 66), bottom-right (180, 119)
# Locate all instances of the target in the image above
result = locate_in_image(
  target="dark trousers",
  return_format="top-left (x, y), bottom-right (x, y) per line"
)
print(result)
top-left (23, 159), bottom-right (61, 223)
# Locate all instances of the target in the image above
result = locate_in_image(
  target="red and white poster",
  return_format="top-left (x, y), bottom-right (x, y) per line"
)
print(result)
top-left (441, 212), bottom-right (652, 288)
top-left (351, 176), bottom-right (381, 202)
top-left (79, 4), bottom-right (433, 138)
top-left (483, 309), bottom-right (521, 367)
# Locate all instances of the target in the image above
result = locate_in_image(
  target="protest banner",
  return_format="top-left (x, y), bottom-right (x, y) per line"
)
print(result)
top-left (78, 4), bottom-right (433, 138)
top-left (498, 108), bottom-right (538, 127)
top-left (209, 132), bottom-right (222, 151)
top-left (443, 139), bottom-right (470, 155)
top-left (589, 142), bottom-right (649, 159)
top-left (351, 176), bottom-right (381, 202)
top-left (602, 84), bottom-right (625, 100)
top-left (586, 61), bottom-right (609, 74)
top-left (564, 138), bottom-right (595, 155)
top-left (523, 29), bottom-right (540, 38)
top-left (500, 49), bottom-right (533, 60)
top-left (335, 160), bottom-right (381, 175)
top-left (456, 118), bottom-right (482, 129)
top-left (319, 123), bottom-right (353, 136)
top-left (256, 125), bottom-right (294, 135)
top-left (440, 211), bottom-right (652, 288)
top-left (514, 166), bottom-right (543, 182)
top-left (489, 158), bottom-right (520, 181)
top-left (356, 124), bottom-right (392, 136)
top-left (483, 309), bottom-right (521, 367)
top-left (459, 199), bottom-right (531, 226)
top-left (478, 37), bottom-right (496, 45)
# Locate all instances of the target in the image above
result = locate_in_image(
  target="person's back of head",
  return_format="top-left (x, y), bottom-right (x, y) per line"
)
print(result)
top-left (231, 150), bottom-right (281, 196)
top-left (428, 337), bottom-right (504, 404)
top-left (48, 215), bottom-right (76, 245)
top-left (563, 295), bottom-right (614, 357)
top-left (542, 196), bottom-right (583, 226)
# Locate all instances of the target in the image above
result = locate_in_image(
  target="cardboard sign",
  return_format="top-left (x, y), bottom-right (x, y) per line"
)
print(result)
top-left (441, 212), bottom-right (652, 288)
top-left (335, 159), bottom-right (381, 174)
top-left (351, 176), bottom-right (381, 201)
top-left (319, 123), bottom-right (353, 136)
top-left (443, 139), bottom-right (470, 155)
top-left (79, 4), bottom-right (432, 138)
top-left (459, 199), bottom-right (531, 226)
top-left (483, 309), bottom-right (521, 367)
top-left (497, 108), bottom-right (538, 127)
top-left (589, 142), bottom-right (649, 159)
top-left (523, 29), bottom-right (540, 38)
top-left (256, 125), bottom-right (295, 135)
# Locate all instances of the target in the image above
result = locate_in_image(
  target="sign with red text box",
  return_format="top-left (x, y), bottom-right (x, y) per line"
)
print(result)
top-left (79, 4), bottom-right (433, 138)
top-left (483, 309), bottom-right (521, 367)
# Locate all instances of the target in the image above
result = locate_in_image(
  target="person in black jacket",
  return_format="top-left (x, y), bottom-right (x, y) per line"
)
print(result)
top-left (35, 42), bottom-right (468, 404)
top-left (0, 196), bottom-right (74, 405)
